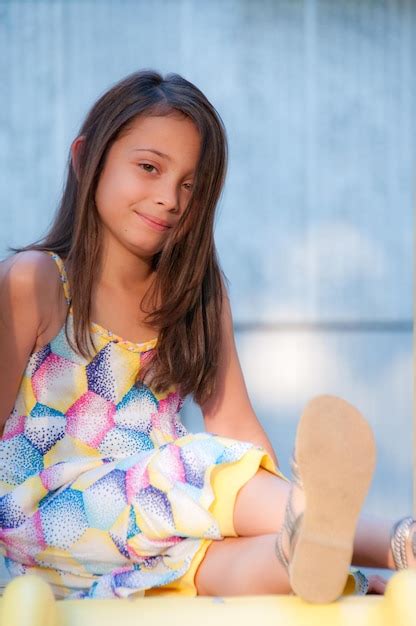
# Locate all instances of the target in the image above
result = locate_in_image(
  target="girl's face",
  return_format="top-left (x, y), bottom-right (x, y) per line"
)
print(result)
top-left (94, 112), bottom-right (200, 259)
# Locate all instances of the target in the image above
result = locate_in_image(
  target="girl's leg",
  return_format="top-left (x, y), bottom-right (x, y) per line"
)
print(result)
top-left (195, 468), bottom-right (410, 596)
top-left (232, 469), bottom-right (415, 570)
top-left (195, 471), bottom-right (292, 596)
top-left (353, 516), bottom-right (396, 569)
top-left (194, 534), bottom-right (291, 596)
top-left (232, 469), bottom-right (405, 569)
top-left (195, 396), bottom-right (392, 599)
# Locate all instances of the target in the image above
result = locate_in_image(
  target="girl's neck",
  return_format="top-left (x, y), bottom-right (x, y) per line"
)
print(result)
top-left (63, 238), bottom-right (158, 297)
top-left (90, 243), bottom-right (160, 340)
top-left (79, 232), bottom-right (156, 294)
top-left (98, 249), bottom-right (154, 293)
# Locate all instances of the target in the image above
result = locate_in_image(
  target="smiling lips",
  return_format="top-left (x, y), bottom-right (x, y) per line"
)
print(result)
top-left (135, 212), bottom-right (172, 231)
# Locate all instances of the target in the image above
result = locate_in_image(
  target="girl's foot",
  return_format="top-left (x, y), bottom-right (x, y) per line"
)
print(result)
top-left (275, 394), bottom-right (376, 603)
top-left (367, 574), bottom-right (387, 595)
top-left (389, 517), bottom-right (416, 570)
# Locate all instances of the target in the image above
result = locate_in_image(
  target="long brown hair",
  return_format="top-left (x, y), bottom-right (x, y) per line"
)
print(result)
top-left (12, 70), bottom-right (229, 406)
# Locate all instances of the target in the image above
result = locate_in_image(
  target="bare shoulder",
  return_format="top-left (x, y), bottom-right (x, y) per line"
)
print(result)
top-left (0, 250), bottom-right (60, 303)
top-left (0, 250), bottom-right (63, 431)
top-left (0, 249), bottom-right (57, 279)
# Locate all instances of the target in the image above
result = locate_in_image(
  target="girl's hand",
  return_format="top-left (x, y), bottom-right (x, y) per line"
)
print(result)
top-left (367, 574), bottom-right (388, 595)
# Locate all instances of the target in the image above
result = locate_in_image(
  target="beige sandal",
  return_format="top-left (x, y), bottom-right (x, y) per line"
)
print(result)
top-left (275, 394), bottom-right (376, 603)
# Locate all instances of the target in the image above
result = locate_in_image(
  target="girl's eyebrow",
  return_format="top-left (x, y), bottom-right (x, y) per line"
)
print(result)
top-left (131, 148), bottom-right (171, 161)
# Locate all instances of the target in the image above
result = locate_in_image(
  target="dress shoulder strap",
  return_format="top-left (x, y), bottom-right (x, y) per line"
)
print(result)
top-left (46, 251), bottom-right (71, 305)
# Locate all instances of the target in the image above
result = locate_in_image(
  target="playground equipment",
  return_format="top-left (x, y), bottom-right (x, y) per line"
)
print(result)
top-left (1, 570), bottom-right (416, 626)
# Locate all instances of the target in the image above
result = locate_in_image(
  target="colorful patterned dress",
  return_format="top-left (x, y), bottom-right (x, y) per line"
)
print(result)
top-left (0, 252), bottom-right (280, 599)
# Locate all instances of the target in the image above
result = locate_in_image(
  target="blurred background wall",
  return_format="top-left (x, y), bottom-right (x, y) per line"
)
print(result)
top-left (0, 0), bottom-right (414, 577)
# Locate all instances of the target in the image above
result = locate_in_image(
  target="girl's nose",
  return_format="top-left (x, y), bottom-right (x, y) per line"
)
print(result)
top-left (154, 181), bottom-right (179, 212)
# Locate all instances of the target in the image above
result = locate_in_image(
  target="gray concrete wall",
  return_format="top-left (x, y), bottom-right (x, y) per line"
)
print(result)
top-left (0, 1), bottom-right (414, 576)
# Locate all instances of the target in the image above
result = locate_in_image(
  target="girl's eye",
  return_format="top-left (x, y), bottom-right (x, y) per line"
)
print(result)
top-left (139, 163), bottom-right (192, 191)
top-left (139, 163), bottom-right (157, 173)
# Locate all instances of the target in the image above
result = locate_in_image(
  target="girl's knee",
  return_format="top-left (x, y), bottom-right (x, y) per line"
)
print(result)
top-left (233, 470), bottom-right (290, 537)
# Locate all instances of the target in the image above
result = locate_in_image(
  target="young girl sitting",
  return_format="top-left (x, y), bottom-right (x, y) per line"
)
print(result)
top-left (0, 69), bottom-right (414, 602)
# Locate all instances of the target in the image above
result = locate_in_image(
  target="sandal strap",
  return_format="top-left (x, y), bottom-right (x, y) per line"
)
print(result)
top-left (275, 455), bottom-right (304, 570)
top-left (390, 516), bottom-right (416, 570)
top-left (275, 524), bottom-right (289, 569)
top-left (275, 508), bottom-right (303, 570)
top-left (290, 455), bottom-right (303, 489)
top-left (351, 570), bottom-right (369, 595)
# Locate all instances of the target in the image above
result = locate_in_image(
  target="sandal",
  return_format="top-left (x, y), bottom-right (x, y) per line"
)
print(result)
top-left (390, 516), bottom-right (416, 570)
top-left (275, 394), bottom-right (376, 603)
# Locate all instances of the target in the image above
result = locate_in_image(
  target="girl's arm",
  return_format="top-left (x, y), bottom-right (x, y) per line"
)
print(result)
top-left (0, 252), bottom-right (54, 437)
top-left (200, 288), bottom-right (279, 467)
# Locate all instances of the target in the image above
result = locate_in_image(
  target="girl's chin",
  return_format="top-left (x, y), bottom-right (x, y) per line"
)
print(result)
top-left (125, 238), bottom-right (165, 257)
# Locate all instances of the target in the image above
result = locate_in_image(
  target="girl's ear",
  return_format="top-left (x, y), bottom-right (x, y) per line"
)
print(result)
top-left (71, 135), bottom-right (86, 180)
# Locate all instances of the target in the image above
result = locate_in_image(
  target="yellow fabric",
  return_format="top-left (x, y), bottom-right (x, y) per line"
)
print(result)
top-left (145, 449), bottom-right (285, 596)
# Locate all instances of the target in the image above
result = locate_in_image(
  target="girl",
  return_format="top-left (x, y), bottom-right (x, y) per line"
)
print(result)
top-left (0, 69), bottom-right (413, 602)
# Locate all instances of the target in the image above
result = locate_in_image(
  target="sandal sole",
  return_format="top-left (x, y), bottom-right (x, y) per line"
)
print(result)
top-left (289, 394), bottom-right (376, 603)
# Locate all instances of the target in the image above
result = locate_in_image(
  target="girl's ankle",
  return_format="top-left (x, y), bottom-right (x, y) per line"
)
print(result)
top-left (276, 476), bottom-right (305, 568)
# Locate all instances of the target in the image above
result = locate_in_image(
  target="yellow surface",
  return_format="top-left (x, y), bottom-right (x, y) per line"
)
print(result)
top-left (1, 571), bottom-right (416, 626)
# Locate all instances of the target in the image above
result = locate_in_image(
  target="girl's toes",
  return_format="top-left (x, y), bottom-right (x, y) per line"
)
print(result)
top-left (367, 574), bottom-right (387, 595)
